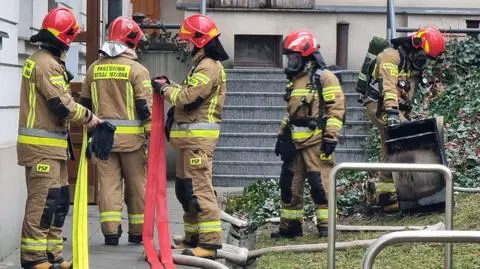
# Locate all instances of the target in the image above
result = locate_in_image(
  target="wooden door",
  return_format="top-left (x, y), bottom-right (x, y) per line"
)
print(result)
top-left (131, 0), bottom-right (160, 20)
top-left (68, 83), bottom-right (98, 204)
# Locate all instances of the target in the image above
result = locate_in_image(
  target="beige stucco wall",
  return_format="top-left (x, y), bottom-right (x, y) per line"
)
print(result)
top-left (183, 9), bottom-right (480, 70)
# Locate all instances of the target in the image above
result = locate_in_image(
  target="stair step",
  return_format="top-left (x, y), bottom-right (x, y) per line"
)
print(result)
top-left (225, 91), bottom-right (361, 107)
top-left (213, 146), bottom-right (365, 162)
top-left (217, 133), bottom-right (367, 148)
top-left (213, 174), bottom-right (279, 187)
top-left (226, 78), bottom-right (359, 94)
top-left (213, 160), bottom-right (281, 175)
top-left (226, 69), bottom-right (360, 82)
top-left (223, 106), bottom-right (367, 121)
top-left (220, 119), bottom-right (371, 135)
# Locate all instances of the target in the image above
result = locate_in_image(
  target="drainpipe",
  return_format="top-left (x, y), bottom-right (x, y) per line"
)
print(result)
top-left (201, 0), bottom-right (207, 15)
top-left (386, 0), bottom-right (396, 40)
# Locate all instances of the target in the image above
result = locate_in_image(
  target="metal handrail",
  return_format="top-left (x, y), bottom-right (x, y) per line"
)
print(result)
top-left (327, 163), bottom-right (453, 269)
top-left (362, 230), bottom-right (480, 269)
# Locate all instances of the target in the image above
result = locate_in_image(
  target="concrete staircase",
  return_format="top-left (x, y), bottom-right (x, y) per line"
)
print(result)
top-left (213, 69), bottom-right (371, 187)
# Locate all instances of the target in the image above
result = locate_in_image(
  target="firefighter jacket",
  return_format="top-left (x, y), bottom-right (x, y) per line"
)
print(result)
top-left (17, 48), bottom-right (93, 166)
top-left (162, 50), bottom-right (227, 150)
top-left (81, 49), bottom-right (152, 152)
top-left (373, 48), bottom-right (420, 113)
top-left (279, 71), bottom-right (345, 149)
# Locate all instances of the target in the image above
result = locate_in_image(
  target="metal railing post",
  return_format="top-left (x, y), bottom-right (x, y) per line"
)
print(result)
top-left (327, 163), bottom-right (453, 269)
top-left (362, 231), bottom-right (480, 269)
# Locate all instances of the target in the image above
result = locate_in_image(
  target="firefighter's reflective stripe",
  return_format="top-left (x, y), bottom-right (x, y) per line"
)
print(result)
top-left (384, 92), bottom-right (398, 102)
top-left (171, 122), bottom-right (220, 138)
top-left (49, 75), bottom-right (67, 86)
top-left (144, 123), bottom-right (151, 132)
top-left (326, 117), bottom-right (343, 129)
top-left (198, 221), bottom-right (222, 233)
top-left (22, 59), bottom-right (36, 79)
top-left (290, 88), bottom-right (317, 97)
top-left (72, 103), bottom-right (86, 122)
top-left (105, 119), bottom-right (145, 134)
top-left (46, 239), bottom-right (64, 251)
top-left (220, 66), bottom-right (226, 82)
top-left (169, 87), bottom-right (181, 105)
top-left (26, 83), bottom-right (37, 128)
top-left (376, 182), bottom-right (396, 193)
top-left (322, 86), bottom-right (342, 102)
top-left (128, 214), bottom-right (144, 224)
top-left (382, 63), bottom-right (399, 77)
top-left (142, 80), bottom-right (152, 88)
top-left (93, 64), bottom-right (131, 80)
top-left (126, 82), bottom-right (135, 120)
top-left (291, 126), bottom-right (322, 140)
top-left (281, 209), bottom-right (304, 220)
top-left (18, 128), bottom-right (68, 148)
top-left (187, 72), bottom-right (210, 87)
top-left (21, 238), bottom-right (47, 252)
top-left (91, 82), bottom-right (99, 113)
top-left (280, 114), bottom-right (289, 128)
top-left (399, 70), bottom-right (411, 77)
top-left (316, 208), bottom-right (329, 223)
top-left (100, 211), bottom-right (122, 222)
top-left (184, 222), bottom-right (199, 233)
top-left (18, 127), bottom-right (68, 139)
top-left (208, 85), bottom-right (221, 123)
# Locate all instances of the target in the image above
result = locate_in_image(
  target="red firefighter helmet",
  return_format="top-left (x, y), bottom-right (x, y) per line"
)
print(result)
top-left (411, 26), bottom-right (445, 58)
top-left (283, 31), bottom-right (318, 57)
top-left (41, 7), bottom-right (80, 47)
top-left (179, 14), bottom-right (220, 48)
top-left (108, 17), bottom-right (144, 49)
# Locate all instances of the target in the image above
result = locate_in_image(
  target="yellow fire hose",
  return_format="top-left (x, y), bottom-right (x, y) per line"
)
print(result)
top-left (72, 128), bottom-right (89, 268)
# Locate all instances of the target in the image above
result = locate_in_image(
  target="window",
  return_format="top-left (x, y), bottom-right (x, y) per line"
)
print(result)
top-left (234, 35), bottom-right (282, 68)
top-left (48, 0), bottom-right (57, 10)
top-left (0, 31), bottom-right (9, 50)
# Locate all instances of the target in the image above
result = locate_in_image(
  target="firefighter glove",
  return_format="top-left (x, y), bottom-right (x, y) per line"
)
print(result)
top-left (386, 109), bottom-right (400, 126)
top-left (321, 136), bottom-right (337, 157)
top-left (91, 121), bottom-right (116, 160)
top-left (151, 76), bottom-right (170, 95)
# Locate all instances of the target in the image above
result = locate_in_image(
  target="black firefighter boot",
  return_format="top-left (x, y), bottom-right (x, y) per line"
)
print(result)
top-left (317, 225), bottom-right (329, 237)
top-left (271, 221), bottom-right (303, 239)
top-left (105, 224), bottom-right (123, 246)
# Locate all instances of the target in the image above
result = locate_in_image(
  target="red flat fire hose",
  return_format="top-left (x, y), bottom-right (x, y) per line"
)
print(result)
top-left (143, 92), bottom-right (176, 269)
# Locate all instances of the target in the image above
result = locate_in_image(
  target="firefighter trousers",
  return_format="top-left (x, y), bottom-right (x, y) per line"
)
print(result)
top-left (175, 148), bottom-right (222, 249)
top-left (279, 144), bottom-right (334, 233)
top-left (21, 159), bottom-right (69, 268)
top-left (365, 101), bottom-right (406, 205)
top-left (96, 148), bottom-right (147, 236)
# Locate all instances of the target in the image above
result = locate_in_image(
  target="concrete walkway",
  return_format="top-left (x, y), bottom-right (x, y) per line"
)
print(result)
top-left (0, 186), bottom-right (243, 269)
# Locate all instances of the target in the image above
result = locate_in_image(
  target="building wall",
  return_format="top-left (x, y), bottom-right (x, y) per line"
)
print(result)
top-left (0, 0), bottom-right (26, 261)
top-left (315, 0), bottom-right (478, 8)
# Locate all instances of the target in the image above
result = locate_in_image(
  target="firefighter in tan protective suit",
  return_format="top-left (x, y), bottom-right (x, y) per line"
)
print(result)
top-left (361, 26), bottom-right (445, 212)
top-left (17, 8), bottom-right (102, 269)
top-left (271, 31), bottom-right (345, 238)
top-left (152, 14), bottom-right (229, 258)
top-left (80, 17), bottom-right (152, 246)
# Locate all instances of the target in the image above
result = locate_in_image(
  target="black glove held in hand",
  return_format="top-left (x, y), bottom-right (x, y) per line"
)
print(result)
top-left (151, 76), bottom-right (170, 95)
top-left (321, 137), bottom-right (337, 157)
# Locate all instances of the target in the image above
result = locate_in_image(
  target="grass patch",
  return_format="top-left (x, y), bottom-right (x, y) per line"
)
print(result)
top-left (255, 193), bottom-right (480, 269)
